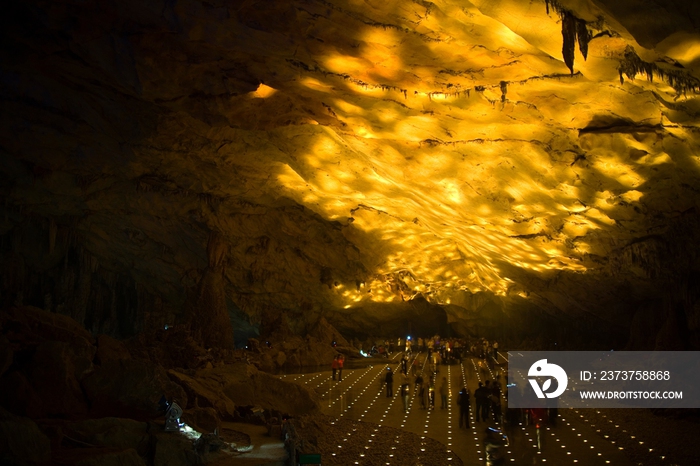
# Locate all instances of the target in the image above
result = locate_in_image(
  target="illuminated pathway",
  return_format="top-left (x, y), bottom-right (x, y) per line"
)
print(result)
top-left (279, 353), bottom-right (664, 464)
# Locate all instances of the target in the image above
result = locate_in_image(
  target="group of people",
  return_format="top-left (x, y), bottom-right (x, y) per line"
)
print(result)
top-left (383, 367), bottom-right (414, 413)
top-left (350, 334), bottom-right (509, 426)
top-left (470, 337), bottom-right (500, 361)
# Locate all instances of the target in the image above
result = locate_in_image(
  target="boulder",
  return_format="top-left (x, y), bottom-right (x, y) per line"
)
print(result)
top-left (210, 363), bottom-right (319, 417)
top-left (0, 406), bottom-right (51, 464)
top-left (0, 371), bottom-right (44, 419)
top-left (167, 370), bottom-right (236, 421)
top-left (74, 448), bottom-right (146, 466)
top-left (193, 433), bottom-right (226, 462)
top-left (273, 335), bottom-right (337, 367)
top-left (182, 407), bottom-right (221, 434)
top-left (95, 334), bottom-right (131, 364)
top-left (27, 341), bottom-right (89, 417)
top-left (82, 359), bottom-right (186, 420)
top-left (63, 418), bottom-right (150, 456)
top-left (309, 316), bottom-right (350, 347)
top-left (152, 430), bottom-right (198, 466)
top-left (1, 306), bottom-right (95, 362)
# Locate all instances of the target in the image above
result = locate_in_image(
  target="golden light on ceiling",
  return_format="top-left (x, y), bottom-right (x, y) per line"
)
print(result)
top-left (260, 0), bottom-right (700, 310)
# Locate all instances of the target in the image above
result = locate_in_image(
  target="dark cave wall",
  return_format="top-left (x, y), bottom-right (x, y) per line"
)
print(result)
top-left (0, 215), bottom-right (179, 339)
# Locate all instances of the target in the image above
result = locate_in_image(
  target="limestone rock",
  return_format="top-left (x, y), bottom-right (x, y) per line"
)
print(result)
top-left (271, 335), bottom-right (338, 368)
top-left (0, 406), bottom-right (51, 464)
top-left (63, 418), bottom-right (150, 456)
top-left (152, 430), bottom-right (198, 466)
top-left (82, 359), bottom-right (186, 420)
top-left (27, 341), bottom-right (88, 417)
top-left (95, 334), bottom-right (131, 364)
top-left (213, 363), bottom-right (319, 417)
top-left (74, 448), bottom-right (146, 466)
top-left (182, 407), bottom-right (221, 434)
top-left (2, 306), bottom-right (95, 362)
top-left (126, 326), bottom-right (213, 371)
top-left (167, 370), bottom-right (236, 421)
top-left (0, 371), bottom-right (44, 419)
top-left (309, 316), bottom-right (349, 348)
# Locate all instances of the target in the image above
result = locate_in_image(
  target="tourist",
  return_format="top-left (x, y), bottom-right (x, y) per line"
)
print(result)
top-left (474, 382), bottom-right (487, 422)
top-left (337, 355), bottom-right (344, 381)
top-left (440, 377), bottom-right (448, 409)
top-left (401, 376), bottom-right (410, 412)
top-left (421, 379), bottom-right (429, 409)
top-left (331, 355), bottom-right (339, 380)
top-left (385, 367), bottom-right (394, 397)
top-left (458, 387), bottom-right (470, 428)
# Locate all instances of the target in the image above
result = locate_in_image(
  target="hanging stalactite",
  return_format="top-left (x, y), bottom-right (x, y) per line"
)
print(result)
top-left (576, 18), bottom-right (592, 60)
top-left (544, 0), bottom-right (593, 74)
top-left (618, 46), bottom-right (700, 96)
top-left (561, 11), bottom-right (577, 74)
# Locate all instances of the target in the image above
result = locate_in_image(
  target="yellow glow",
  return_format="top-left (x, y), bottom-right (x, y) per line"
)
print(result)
top-left (333, 99), bottom-right (364, 114)
top-left (251, 83), bottom-right (276, 98)
top-left (300, 77), bottom-right (334, 93)
top-left (258, 1), bottom-right (692, 310)
top-left (621, 190), bottom-right (643, 202)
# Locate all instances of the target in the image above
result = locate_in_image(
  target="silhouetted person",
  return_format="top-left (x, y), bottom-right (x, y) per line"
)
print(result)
top-left (458, 387), bottom-right (471, 428)
top-left (385, 368), bottom-right (394, 397)
top-left (415, 373), bottom-right (424, 390)
top-left (440, 377), bottom-right (448, 409)
top-left (401, 377), bottom-right (410, 412)
top-left (474, 382), bottom-right (488, 422)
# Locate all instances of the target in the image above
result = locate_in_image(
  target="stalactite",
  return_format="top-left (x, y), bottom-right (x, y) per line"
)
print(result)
top-left (544, 0), bottom-right (592, 74)
top-left (618, 47), bottom-right (700, 95)
top-left (576, 18), bottom-right (591, 60)
top-left (561, 12), bottom-right (577, 74)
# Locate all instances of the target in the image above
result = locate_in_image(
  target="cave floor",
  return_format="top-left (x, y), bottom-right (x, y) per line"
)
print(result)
top-left (278, 351), bottom-right (677, 465)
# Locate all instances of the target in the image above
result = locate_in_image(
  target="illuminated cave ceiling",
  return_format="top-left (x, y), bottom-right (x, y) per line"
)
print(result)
top-left (2, 0), bottom-right (700, 336)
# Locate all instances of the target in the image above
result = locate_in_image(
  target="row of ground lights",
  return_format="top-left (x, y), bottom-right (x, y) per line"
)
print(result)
top-left (460, 360), bottom-right (488, 463)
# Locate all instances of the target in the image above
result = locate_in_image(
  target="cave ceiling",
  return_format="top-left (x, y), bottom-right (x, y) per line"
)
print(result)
top-left (2, 0), bottom-right (700, 336)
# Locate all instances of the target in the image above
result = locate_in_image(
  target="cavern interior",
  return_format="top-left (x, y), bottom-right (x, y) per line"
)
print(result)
top-left (2, 0), bottom-right (700, 464)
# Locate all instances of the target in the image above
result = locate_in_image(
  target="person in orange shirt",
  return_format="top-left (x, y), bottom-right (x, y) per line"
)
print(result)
top-left (331, 355), bottom-right (339, 380)
top-left (337, 355), bottom-right (345, 381)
